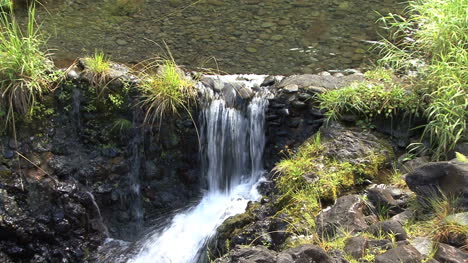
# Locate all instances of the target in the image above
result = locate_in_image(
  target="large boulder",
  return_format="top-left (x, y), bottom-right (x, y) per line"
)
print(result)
top-left (315, 195), bottom-right (369, 239)
top-left (375, 245), bottom-right (423, 263)
top-left (281, 244), bottom-right (334, 263)
top-left (405, 160), bottom-right (468, 210)
top-left (217, 244), bottom-right (334, 263)
top-left (434, 243), bottom-right (468, 263)
top-left (319, 122), bottom-right (393, 168)
top-left (229, 246), bottom-right (277, 263)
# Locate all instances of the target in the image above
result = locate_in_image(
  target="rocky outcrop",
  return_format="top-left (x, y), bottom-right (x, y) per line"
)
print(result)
top-left (434, 243), bottom-right (468, 263)
top-left (0, 62), bottom-right (201, 261)
top-left (215, 244), bottom-right (334, 263)
top-left (315, 195), bottom-right (370, 239)
top-left (375, 245), bottom-right (423, 263)
top-left (405, 160), bottom-right (468, 210)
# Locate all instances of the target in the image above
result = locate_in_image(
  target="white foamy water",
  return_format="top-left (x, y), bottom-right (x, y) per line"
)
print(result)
top-left (129, 75), bottom-right (269, 263)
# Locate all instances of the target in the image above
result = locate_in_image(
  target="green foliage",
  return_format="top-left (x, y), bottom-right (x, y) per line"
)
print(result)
top-left (0, 0), bottom-right (12, 10)
top-left (375, 0), bottom-right (467, 160)
top-left (83, 50), bottom-right (111, 93)
top-left (455, 152), bottom-right (468, 163)
top-left (85, 51), bottom-right (110, 75)
top-left (138, 59), bottom-right (196, 125)
top-left (274, 133), bottom-right (387, 232)
top-left (111, 118), bottom-right (133, 134)
top-left (108, 0), bottom-right (143, 16)
top-left (0, 5), bottom-right (59, 133)
top-left (319, 80), bottom-right (423, 125)
top-left (404, 194), bottom-right (467, 246)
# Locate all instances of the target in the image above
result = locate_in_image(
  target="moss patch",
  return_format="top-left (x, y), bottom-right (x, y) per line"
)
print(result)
top-left (274, 127), bottom-right (393, 233)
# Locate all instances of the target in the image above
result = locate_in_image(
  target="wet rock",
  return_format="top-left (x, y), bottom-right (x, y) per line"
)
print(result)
top-left (261, 76), bottom-right (278, 87)
top-left (291, 100), bottom-right (307, 110)
top-left (344, 236), bottom-right (368, 259)
top-left (278, 108), bottom-right (289, 116)
top-left (405, 160), bottom-right (468, 210)
top-left (368, 220), bottom-right (408, 241)
top-left (375, 245), bottom-right (423, 263)
top-left (315, 195), bottom-right (368, 239)
top-left (434, 243), bottom-right (468, 263)
top-left (239, 87), bottom-right (253, 99)
top-left (201, 77), bottom-right (224, 92)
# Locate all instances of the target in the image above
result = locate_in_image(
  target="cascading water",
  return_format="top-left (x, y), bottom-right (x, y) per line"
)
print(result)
top-left (129, 75), bottom-right (269, 263)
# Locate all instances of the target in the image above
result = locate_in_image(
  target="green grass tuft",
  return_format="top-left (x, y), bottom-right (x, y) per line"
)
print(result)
top-left (138, 59), bottom-right (196, 125)
top-left (0, 5), bottom-right (58, 133)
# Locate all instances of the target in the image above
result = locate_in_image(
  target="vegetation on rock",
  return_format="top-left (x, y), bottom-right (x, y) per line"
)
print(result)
top-left (138, 58), bottom-right (197, 125)
top-left (320, 0), bottom-right (467, 160)
top-left (0, 5), bottom-right (59, 133)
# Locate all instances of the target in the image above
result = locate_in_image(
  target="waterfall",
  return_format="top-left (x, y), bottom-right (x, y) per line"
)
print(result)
top-left (85, 191), bottom-right (110, 237)
top-left (128, 75), bottom-right (269, 263)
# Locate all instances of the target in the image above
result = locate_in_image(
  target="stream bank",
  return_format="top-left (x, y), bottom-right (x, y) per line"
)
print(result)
top-left (0, 61), bottom-right (466, 262)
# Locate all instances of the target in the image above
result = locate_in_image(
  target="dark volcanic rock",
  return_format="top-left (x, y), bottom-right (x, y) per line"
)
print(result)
top-left (319, 122), bottom-right (393, 167)
top-left (368, 220), bottom-right (408, 241)
top-left (434, 243), bottom-right (468, 263)
top-left (229, 246), bottom-right (277, 263)
top-left (375, 245), bottom-right (423, 263)
top-left (283, 244), bottom-right (334, 263)
top-left (344, 236), bottom-right (368, 259)
top-left (405, 160), bottom-right (468, 210)
top-left (315, 195), bottom-right (368, 239)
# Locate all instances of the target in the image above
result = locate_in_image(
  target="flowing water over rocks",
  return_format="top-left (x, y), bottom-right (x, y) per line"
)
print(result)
top-left (18, 0), bottom-right (403, 74)
top-left (127, 75), bottom-right (269, 263)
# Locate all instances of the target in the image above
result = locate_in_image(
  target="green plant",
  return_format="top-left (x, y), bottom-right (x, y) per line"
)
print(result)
top-left (455, 152), bottom-right (468, 163)
top-left (83, 50), bottom-right (111, 93)
top-left (0, 4), bottom-right (58, 133)
top-left (375, 0), bottom-right (467, 160)
top-left (109, 0), bottom-right (144, 16)
top-left (111, 118), bottom-right (133, 134)
top-left (138, 59), bottom-right (197, 125)
top-left (274, 132), bottom-right (388, 233)
top-left (319, 81), bottom-right (423, 126)
top-left (403, 193), bottom-right (467, 246)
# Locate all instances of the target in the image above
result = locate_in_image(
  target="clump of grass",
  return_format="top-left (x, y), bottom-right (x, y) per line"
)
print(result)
top-left (0, 5), bottom-right (58, 133)
top-left (83, 50), bottom-right (111, 94)
top-left (374, 0), bottom-right (467, 160)
top-left (319, 69), bottom-right (424, 128)
top-left (138, 59), bottom-right (196, 125)
top-left (404, 194), bottom-right (467, 248)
